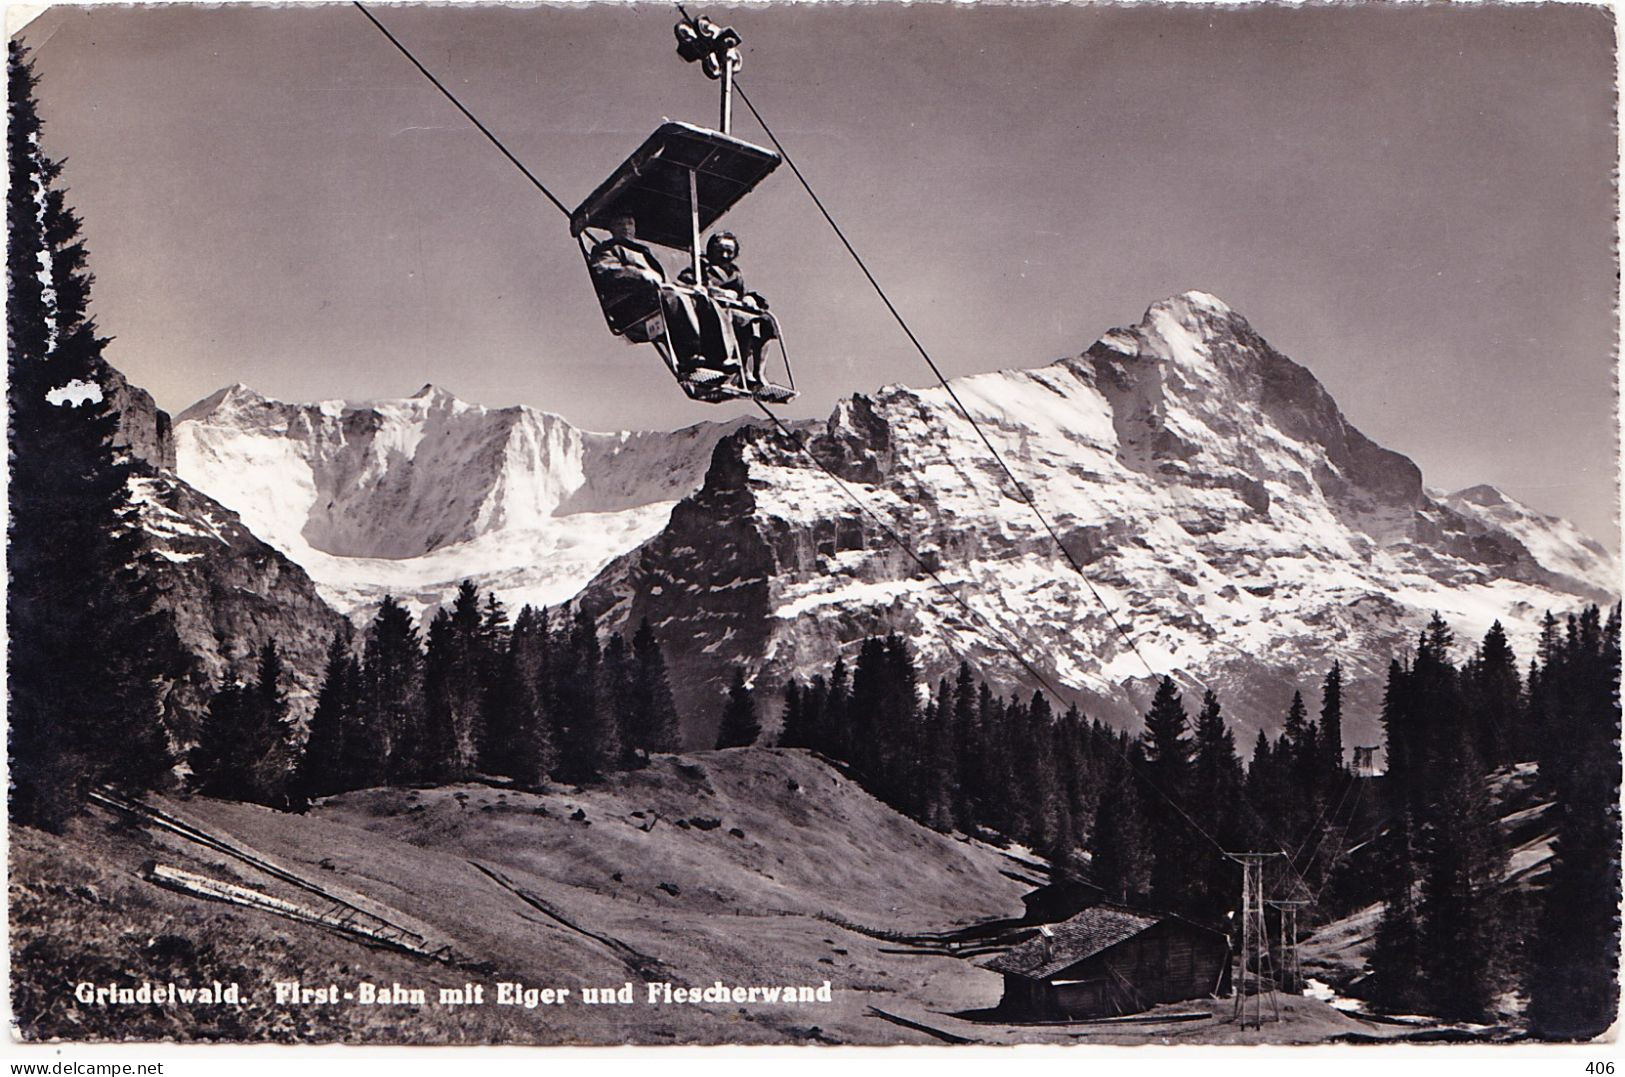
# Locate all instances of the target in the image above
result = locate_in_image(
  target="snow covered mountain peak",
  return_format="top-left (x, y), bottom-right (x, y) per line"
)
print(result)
top-left (1071, 291), bottom-right (1424, 517)
top-left (174, 383), bottom-right (745, 620)
top-left (579, 294), bottom-right (1615, 744)
top-left (1139, 289), bottom-right (1240, 349)
top-left (175, 382), bottom-right (265, 424)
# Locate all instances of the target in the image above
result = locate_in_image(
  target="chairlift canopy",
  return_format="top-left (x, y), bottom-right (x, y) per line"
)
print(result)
top-left (570, 121), bottom-right (781, 250)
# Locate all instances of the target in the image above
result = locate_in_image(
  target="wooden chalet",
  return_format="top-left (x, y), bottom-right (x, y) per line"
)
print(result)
top-left (1018, 879), bottom-right (1102, 924)
top-left (981, 904), bottom-right (1230, 1020)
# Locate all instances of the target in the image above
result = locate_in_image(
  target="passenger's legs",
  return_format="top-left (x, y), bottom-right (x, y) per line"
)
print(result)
top-left (727, 312), bottom-right (760, 386)
top-left (693, 296), bottom-right (739, 379)
top-left (657, 286), bottom-right (705, 362)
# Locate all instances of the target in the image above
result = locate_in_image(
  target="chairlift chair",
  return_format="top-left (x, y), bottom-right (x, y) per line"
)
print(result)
top-left (570, 17), bottom-right (797, 405)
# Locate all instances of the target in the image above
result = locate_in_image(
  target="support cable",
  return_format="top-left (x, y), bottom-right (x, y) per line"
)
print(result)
top-left (1291, 771), bottom-right (1358, 881)
top-left (751, 399), bottom-right (1229, 858)
top-left (354, 2), bottom-right (573, 218)
top-left (735, 88), bottom-right (1360, 905)
top-left (340, 11), bottom-right (1306, 876)
top-left (734, 82), bottom-right (1159, 684)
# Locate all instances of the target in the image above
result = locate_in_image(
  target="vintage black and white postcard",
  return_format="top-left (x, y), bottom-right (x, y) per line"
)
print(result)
top-left (6, 0), bottom-right (1620, 1054)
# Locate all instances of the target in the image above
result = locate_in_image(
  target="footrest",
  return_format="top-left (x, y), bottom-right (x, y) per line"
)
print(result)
top-left (753, 383), bottom-right (797, 404)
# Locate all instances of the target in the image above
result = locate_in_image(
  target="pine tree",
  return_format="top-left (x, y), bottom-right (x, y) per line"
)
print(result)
top-left (550, 605), bottom-right (619, 781)
top-left (848, 637), bottom-right (889, 782)
top-left (600, 632), bottom-right (636, 767)
top-left (1191, 689), bottom-right (1244, 917)
top-left (491, 605), bottom-right (555, 787)
top-left (978, 686), bottom-right (1016, 837)
top-left (189, 684), bottom-right (254, 798)
top-left (479, 591), bottom-right (511, 675)
top-left (357, 596), bottom-right (426, 786)
top-left (715, 666), bottom-right (760, 748)
top-left (1280, 689), bottom-right (1324, 847)
top-left (626, 619), bottom-right (681, 757)
top-left (1092, 770), bottom-right (1152, 905)
top-left (1022, 691), bottom-right (1063, 852)
top-left (823, 657), bottom-right (851, 760)
top-left (1372, 615), bottom-right (1508, 1020)
top-left (420, 581), bottom-right (485, 779)
top-left (420, 610), bottom-right (458, 782)
top-left (1526, 611), bottom-right (1564, 765)
top-left (779, 680), bottom-right (809, 748)
top-left (1243, 727), bottom-right (1275, 835)
top-left (248, 641), bottom-right (295, 804)
top-left (189, 641), bottom-right (293, 807)
top-left (922, 677), bottom-right (959, 832)
top-left (1411, 617), bottom-right (1506, 1021)
top-left (1528, 606), bottom-right (1622, 1038)
top-left (1193, 690), bottom-right (1241, 800)
top-left (798, 675), bottom-right (828, 753)
top-left (1054, 704), bottom-right (1097, 871)
top-left (477, 607), bottom-right (520, 774)
top-left (292, 629), bottom-right (359, 803)
top-left (1369, 656), bottom-right (1426, 1012)
top-left (1142, 677), bottom-right (1194, 775)
top-left (1416, 730), bottom-right (1506, 1021)
top-left (880, 633), bottom-right (923, 815)
top-left (473, 589), bottom-right (511, 765)
top-left (1465, 620), bottom-right (1521, 769)
top-left (1320, 662), bottom-right (1346, 775)
top-left (950, 662), bottom-right (981, 827)
top-left (7, 41), bottom-right (180, 830)
top-left (1140, 677), bottom-right (1196, 911)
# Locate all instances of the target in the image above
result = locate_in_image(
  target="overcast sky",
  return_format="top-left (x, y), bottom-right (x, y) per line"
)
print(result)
top-left (17, 2), bottom-right (1619, 549)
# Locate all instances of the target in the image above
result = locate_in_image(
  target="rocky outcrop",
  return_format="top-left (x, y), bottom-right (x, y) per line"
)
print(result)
top-left (128, 468), bottom-right (347, 740)
top-left (104, 363), bottom-right (175, 471)
top-left (43, 360), bottom-right (353, 741)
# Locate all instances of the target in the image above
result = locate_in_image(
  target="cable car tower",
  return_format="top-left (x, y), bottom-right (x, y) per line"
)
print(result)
top-left (569, 10), bottom-right (796, 405)
top-left (1227, 851), bottom-right (1282, 1029)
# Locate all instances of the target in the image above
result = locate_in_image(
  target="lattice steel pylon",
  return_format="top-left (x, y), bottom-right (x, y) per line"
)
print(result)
top-left (1268, 899), bottom-right (1308, 994)
top-left (1227, 852), bottom-right (1282, 1028)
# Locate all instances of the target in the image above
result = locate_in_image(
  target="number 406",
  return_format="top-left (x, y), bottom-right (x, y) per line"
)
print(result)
top-left (1585, 1064), bottom-right (1614, 1074)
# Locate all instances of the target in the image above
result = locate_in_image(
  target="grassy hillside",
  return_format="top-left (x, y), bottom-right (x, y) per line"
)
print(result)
top-left (14, 749), bottom-right (1032, 1043)
top-left (13, 747), bottom-right (1403, 1045)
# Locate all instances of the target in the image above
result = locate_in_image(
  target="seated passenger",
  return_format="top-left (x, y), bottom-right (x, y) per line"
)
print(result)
top-left (589, 215), bottom-right (738, 385)
top-left (681, 231), bottom-right (777, 387)
top-left (589, 213), bottom-right (673, 338)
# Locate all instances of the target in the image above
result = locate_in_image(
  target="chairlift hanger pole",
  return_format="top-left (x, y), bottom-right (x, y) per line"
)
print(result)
top-left (689, 169), bottom-right (703, 283)
top-left (720, 51), bottom-right (736, 134)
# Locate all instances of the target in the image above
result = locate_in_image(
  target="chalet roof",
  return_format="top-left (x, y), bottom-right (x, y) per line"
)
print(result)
top-left (981, 905), bottom-right (1164, 981)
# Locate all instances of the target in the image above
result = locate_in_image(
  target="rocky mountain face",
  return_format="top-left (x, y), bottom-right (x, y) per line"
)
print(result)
top-left (128, 470), bottom-right (348, 737)
top-left (578, 293), bottom-right (1616, 746)
top-left (97, 361), bottom-right (346, 733)
top-left (173, 384), bottom-right (747, 623)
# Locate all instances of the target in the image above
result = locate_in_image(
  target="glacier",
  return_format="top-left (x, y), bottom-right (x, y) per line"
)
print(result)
top-left (175, 382), bottom-right (746, 622)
